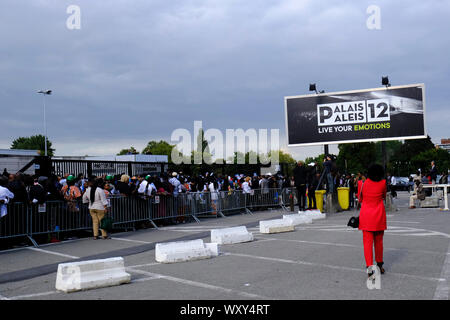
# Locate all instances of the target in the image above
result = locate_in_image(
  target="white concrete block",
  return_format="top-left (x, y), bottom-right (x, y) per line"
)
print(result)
top-left (283, 214), bottom-right (313, 225)
top-left (55, 257), bottom-right (131, 293)
top-left (211, 226), bottom-right (254, 245)
top-left (301, 210), bottom-right (326, 220)
top-left (420, 197), bottom-right (440, 208)
top-left (259, 219), bottom-right (295, 234)
top-left (155, 239), bottom-right (219, 263)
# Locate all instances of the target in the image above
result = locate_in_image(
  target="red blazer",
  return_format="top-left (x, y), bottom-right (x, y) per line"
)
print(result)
top-left (358, 179), bottom-right (387, 231)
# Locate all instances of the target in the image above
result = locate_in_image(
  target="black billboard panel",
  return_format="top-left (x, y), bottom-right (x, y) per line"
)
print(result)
top-left (285, 84), bottom-right (426, 146)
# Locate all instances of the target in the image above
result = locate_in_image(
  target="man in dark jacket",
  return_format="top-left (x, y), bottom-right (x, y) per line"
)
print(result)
top-left (7, 173), bottom-right (28, 203)
top-left (307, 166), bottom-right (319, 210)
top-left (429, 161), bottom-right (438, 185)
top-left (293, 161), bottom-right (307, 211)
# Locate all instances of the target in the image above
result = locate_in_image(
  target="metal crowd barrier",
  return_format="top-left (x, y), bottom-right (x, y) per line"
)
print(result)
top-left (0, 188), bottom-right (289, 247)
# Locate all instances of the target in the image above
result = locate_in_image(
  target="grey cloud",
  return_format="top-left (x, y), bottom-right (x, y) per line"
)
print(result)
top-left (0, 0), bottom-right (449, 157)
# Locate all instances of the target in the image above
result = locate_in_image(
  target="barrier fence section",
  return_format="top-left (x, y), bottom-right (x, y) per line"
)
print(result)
top-left (0, 188), bottom-right (289, 247)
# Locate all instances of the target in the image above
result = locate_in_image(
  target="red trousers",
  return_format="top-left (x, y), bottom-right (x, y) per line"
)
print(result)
top-left (362, 230), bottom-right (384, 267)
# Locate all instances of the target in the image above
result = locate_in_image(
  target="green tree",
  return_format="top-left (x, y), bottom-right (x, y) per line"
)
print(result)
top-left (410, 148), bottom-right (450, 175)
top-left (11, 134), bottom-right (54, 156)
top-left (394, 136), bottom-right (435, 162)
top-left (271, 150), bottom-right (297, 177)
top-left (142, 140), bottom-right (181, 163)
top-left (117, 146), bottom-right (139, 155)
top-left (193, 129), bottom-right (212, 164)
top-left (337, 142), bottom-right (377, 174)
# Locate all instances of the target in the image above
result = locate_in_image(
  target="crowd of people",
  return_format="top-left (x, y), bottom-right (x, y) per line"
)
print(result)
top-left (1, 157), bottom-right (447, 215)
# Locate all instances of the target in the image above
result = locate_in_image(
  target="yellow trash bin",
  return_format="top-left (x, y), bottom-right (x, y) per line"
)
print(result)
top-left (337, 187), bottom-right (350, 210)
top-left (315, 190), bottom-right (327, 213)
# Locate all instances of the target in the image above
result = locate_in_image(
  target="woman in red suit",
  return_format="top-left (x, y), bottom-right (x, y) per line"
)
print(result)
top-left (358, 164), bottom-right (387, 276)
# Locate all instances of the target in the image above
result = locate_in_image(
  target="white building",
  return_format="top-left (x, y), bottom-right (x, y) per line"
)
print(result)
top-left (0, 149), bottom-right (40, 175)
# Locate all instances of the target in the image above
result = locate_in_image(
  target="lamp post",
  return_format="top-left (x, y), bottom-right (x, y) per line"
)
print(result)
top-left (37, 90), bottom-right (52, 156)
top-left (309, 84), bottom-right (327, 154)
top-left (380, 76), bottom-right (391, 172)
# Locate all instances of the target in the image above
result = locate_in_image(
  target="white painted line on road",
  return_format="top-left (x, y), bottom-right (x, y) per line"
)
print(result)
top-left (111, 238), bottom-right (153, 244)
top-left (127, 262), bottom-right (161, 268)
top-left (225, 252), bottom-right (446, 283)
top-left (388, 221), bottom-right (420, 224)
top-left (132, 276), bottom-right (162, 283)
top-left (257, 236), bottom-right (448, 256)
top-left (26, 247), bottom-right (80, 259)
top-left (3, 291), bottom-right (58, 300)
top-left (126, 267), bottom-right (270, 299)
top-left (433, 241), bottom-right (450, 300)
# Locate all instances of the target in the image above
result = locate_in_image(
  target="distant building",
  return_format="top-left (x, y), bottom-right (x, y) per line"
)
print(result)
top-left (1, 151), bottom-right (169, 176)
top-left (0, 149), bottom-right (40, 174)
top-left (437, 139), bottom-right (450, 152)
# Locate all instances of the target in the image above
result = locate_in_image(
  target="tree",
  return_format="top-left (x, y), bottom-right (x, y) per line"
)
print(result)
top-left (11, 134), bottom-right (55, 156)
top-left (194, 129), bottom-right (212, 164)
top-left (337, 142), bottom-right (377, 174)
top-left (117, 146), bottom-right (139, 155)
top-left (410, 148), bottom-right (450, 175)
top-left (142, 140), bottom-right (182, 163)
top-left (394, 136), bottom-right (435, 162)
top-left (269, 150), bottom-right (297, 177)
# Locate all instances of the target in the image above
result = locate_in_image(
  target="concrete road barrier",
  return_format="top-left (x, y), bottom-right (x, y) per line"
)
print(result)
top-left (283, 214), bottom-right (313, 225)
top-left (55, 257), bottom-right (131, 293)
top-left (259, 219), bottom-right (295, 234)
top-left (420, 196), bottom-right (440, 208)
top-left (155, 239), bottom-right (219, 263)
top-left (211, 226), bottom-right (254, 245)
top-left (300, 210), bottom-right (326, 220)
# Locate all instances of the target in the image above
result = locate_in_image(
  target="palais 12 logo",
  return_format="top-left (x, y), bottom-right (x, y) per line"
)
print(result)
top-left (317, 99), bottom-right (390, 126)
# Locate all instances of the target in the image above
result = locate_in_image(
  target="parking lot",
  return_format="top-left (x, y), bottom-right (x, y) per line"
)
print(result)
top-left (0, 191), bottom-right (449, 302)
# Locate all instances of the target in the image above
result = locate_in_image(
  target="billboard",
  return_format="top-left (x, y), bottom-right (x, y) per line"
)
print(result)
top-left (285, 83), bottom-right (426, 146)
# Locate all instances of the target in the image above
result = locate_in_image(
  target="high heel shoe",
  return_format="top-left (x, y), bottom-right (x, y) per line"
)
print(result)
top-left (377, 262), bottom-right (385, 274)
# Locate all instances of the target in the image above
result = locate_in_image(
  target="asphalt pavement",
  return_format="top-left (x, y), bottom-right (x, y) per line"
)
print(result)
top-left (0, 191), bottom-right (449, 301)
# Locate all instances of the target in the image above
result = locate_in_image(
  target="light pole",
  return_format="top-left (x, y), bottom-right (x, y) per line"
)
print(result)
top-left (309, 84), bottom-right (328, 154)
top-left (37, 90), bottom-right (52, 156)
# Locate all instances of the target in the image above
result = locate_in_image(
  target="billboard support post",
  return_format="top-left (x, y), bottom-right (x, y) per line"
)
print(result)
top-left (324, 145), bottom-right (329, 156)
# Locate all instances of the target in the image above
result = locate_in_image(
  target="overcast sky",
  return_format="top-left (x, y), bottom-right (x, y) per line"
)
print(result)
top-left (1, 0), bottom-right (449, 160)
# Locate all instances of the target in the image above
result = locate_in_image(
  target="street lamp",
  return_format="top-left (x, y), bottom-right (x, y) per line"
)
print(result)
top-left (37, 90), bottom-right (52, 156)
top-left (309, 83), bottom-right (325, 94)
top-left (309, 83), bottom-right (327, 154)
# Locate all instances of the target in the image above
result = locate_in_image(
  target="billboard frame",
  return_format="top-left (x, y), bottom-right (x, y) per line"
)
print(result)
top-left (284, 83), bottom-right (427, 147)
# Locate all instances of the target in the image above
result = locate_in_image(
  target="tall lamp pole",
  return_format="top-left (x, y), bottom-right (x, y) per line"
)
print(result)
top-left (309, 84), bottom-right (328, 155)
top-left (37, 90), bottom-right (52, 156)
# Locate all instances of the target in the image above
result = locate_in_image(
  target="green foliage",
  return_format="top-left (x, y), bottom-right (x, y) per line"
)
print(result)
top-left (410, 148), bottom-right (450, 175)
top-left (305, 154), bottom-right (326, 172)
top-left (142, 140), bottom-right (181, 163)
top-left (337, 142), bottom-right (377, 174)
top-left (11, 134), bottom-right (54, 156)
top-left (335, 136), bottom-right (448, 177)
top-left (117, 146), bottom-right (139, 155)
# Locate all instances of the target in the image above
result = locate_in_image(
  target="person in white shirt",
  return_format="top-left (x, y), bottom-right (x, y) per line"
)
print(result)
top-left (390, 175), bottom-right (397, 198)
top-left (82, 178), bottom-right (110, 240)
top-left (0, 177), bottom-right (14, 218)
top-left (208, 178), bottom-right (219, 215)
top-left (138, 175), bottom-right (156, 198)
top-left (242, 177), bottom-right (252, 194)
top-left (169, 172), bottom-right (182, 196)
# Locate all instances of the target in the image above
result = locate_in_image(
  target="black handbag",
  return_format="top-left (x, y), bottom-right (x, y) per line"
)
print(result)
top-left (347, 216), bottom-right (359, 228)
top-left (348, 181), bottom-right (363, 228)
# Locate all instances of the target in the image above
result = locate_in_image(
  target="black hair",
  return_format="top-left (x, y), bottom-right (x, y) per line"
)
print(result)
top-left (90, 178), bottom-right (98, 205)
top-left (367, 164), bottom-right (385, 182)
